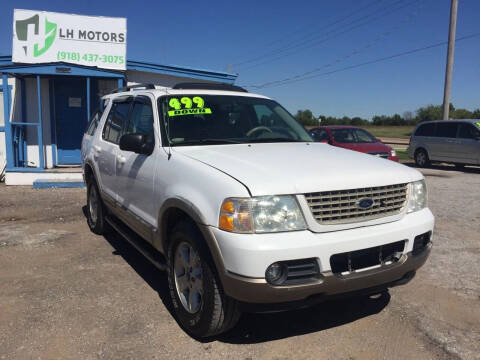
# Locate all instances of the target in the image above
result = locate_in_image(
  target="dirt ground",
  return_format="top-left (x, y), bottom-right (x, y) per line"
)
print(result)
top-left (0, 163), bottom-right (479, 360)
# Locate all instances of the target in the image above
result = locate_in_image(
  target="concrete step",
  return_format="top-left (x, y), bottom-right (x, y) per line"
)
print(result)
top-left (33, 179), bottom-right (85, 189)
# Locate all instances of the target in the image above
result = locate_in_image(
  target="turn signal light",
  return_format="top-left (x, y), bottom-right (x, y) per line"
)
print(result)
top-left (218, 198), bottom-right (253, 233)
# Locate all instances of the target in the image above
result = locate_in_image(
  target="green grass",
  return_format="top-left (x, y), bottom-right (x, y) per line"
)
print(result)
top-left (395, 149), bottom-right (411, 162)
top-left (362, 126), bottom-right (414, 139)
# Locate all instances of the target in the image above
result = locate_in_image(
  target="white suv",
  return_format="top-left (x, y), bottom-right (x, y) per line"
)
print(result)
top-left (82, 83), bottom-right (434, 337)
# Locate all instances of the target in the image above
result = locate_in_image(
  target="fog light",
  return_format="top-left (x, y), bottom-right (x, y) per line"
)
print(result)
top-left (266, 263), bottom-right (286, 285)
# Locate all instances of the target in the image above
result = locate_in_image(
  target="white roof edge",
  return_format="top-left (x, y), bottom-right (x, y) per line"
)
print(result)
top-left (104, 88), bottom-right (270, 99)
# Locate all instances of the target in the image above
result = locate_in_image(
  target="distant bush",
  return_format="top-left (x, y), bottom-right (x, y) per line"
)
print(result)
top-left (295, 103), bottom-right (480, 126)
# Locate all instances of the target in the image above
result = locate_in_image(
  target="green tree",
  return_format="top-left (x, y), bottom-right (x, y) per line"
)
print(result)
top-left (350, 116), bottom-right (366, 126)
top-left (294, 109), bottom-right (317, 126)
top-left (416, 105), bottom-right (443, 122)
top-left (472, 109), bottom-right (480, 119)
top-left (416, 103), bottom-right (454, 122)
top-left (452, 108), bottom-right (473, 119)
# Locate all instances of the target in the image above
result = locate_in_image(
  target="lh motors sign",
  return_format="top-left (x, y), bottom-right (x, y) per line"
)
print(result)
top-left (13, 9), bottom-right (127, 70)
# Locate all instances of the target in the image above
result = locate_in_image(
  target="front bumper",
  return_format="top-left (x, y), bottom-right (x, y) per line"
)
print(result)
top-left (201, 208), bottom-right (434, 304)
top-left (222, 245), bottom-right (430, 304)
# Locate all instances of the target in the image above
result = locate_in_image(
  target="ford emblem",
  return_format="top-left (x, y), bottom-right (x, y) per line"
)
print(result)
top-left (358, 198), bottom-right (374, 209)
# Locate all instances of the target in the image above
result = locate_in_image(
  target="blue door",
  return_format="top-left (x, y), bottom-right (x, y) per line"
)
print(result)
top-left (54, 78), bottom-right (87, 165)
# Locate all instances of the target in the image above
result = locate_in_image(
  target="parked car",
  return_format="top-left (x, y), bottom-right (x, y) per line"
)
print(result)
top-left (408, 119), bottom-right (480, 168)
top-left (309, 126), bottom-right (398, 161)
top-left (82, 83), bottom-right (434, 337)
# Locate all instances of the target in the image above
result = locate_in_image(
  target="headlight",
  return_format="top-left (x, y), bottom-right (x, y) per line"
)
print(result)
top-left (407, 180), bottom-right (427, 213)
top-left (219, 195), bottom-right (307, 233)
top-left (390, 149), bottom-right (396, 157)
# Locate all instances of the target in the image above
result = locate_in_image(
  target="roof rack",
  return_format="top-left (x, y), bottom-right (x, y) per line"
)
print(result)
top-left (172, 82), bottom-right (248, 93)
top-left (110, 83), bottom-right (155, 94)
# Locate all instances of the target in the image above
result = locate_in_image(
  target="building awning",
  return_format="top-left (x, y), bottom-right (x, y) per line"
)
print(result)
top-left (0, 55), bottom-right (238, 83)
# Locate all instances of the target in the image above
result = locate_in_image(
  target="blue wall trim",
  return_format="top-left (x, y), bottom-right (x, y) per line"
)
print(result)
top-left (0, 56), bottom-right (236, 84)
top-left (86, 77), bottom-right (91, 121)
top-left (2, 75), bottom-right (14, 169)
top-left (36, 75), bottom-right (45, 169)
top-left (49, 78), bottom-right (57, 167)
top-left (0, 62), bottom-right (124, 78)
top-left (127, 61), bottom-right (236, 83)
top-left (5, 167), bottom-right (45, 172)
top-left (20, 79), bottom-right (27, 166)
top-left (33, 179), bottom-right (85, 189)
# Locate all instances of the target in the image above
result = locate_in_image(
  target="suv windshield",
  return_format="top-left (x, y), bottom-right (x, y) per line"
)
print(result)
top-left (331, 128), bottom-right (377, 144)
top-left (158, 95), bottom-right (312, 146)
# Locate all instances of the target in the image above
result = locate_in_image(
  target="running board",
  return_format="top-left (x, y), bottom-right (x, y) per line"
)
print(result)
top-left (105, 216), bottom-right (167, 271)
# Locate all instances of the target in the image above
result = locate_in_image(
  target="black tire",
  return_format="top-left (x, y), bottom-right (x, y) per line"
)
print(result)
top-left (86, 180), bottom-right (108, 235)
top-left (167, 220), bottom-right (240, 338)
top-left (414, 148), bottom-right (430, 168)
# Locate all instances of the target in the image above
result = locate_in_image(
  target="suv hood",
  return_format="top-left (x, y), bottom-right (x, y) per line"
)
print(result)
top-left (174, 143), bottom-right (421, 196)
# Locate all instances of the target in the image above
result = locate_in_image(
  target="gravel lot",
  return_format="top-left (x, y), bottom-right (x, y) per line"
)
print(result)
top-left (0, 163), bottom-right (479, 360)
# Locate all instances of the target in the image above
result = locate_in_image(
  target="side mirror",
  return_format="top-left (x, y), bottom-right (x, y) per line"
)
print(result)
top-left (119, 133), bottom-right (153, 155)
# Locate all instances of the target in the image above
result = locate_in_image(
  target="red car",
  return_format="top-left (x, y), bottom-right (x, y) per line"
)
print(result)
top-left (308, 126), bottom-right (398, 162)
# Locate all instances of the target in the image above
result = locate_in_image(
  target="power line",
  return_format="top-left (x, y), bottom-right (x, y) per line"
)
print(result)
top-left (247, 4), bottom-right (424, 89)
top-left (235, 0), bottom-right (419, 70)
top-left (233, 0), bottom-right (385, 67)
top-left (241, 0), bottom-right (424, 78)
top-left (243, 32), bottom-right (480, 89)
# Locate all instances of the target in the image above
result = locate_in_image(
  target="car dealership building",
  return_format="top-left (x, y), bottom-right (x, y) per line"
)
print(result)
top-left (0, 10), bottom-right (237, 185)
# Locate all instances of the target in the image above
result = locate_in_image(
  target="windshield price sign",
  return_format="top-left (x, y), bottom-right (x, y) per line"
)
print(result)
top-left (13, 9), bottom-right (126, 70)
top-left (168, 97), bottom-right (212, 117)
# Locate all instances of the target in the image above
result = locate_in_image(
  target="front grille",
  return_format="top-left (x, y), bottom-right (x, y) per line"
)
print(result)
top-left (368, 151), bottom-right (389, 159)
top-left (330, 240), bottom-right (405, 275)
top-left (305, 183), bottom-right (408, 224)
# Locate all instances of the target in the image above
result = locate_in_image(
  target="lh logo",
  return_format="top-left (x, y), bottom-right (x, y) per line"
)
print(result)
top-left (15, 14), bottom-right (57, 57)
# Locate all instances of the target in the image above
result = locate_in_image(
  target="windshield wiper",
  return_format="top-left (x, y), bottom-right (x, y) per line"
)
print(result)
top-left (171, 138), bottom-right (243, 146)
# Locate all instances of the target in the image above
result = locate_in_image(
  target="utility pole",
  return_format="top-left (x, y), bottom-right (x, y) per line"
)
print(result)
top-left (442, 0), bottom-right (458, 120)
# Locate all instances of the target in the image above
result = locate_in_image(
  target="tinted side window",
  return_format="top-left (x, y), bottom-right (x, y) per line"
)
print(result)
top-left (86, 110), bottom-right (101, 136)
top-left (310, 129), bottom-right (330, 142)
top-left (126, 97), bottom-right (154, 139)
top-left (415, 123), bottom-right (435, 136)
top-left (102, 99), bottom-right (132, 144)
top-left (435, 122), bottom-right (458, 138)
top-left (458, 123), bottom-right (480, 139)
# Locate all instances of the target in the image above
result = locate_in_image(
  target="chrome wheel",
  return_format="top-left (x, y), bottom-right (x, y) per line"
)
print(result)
top-left (88, 185), bottom-right (98, 225)
top-left (174, 242), bottom-right (203, 314)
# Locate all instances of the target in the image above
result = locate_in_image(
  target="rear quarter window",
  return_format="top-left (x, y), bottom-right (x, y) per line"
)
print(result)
top-left (102, 99), bottom-right (132, 144)
top-left (85, 110), bottom-right (102, 136)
